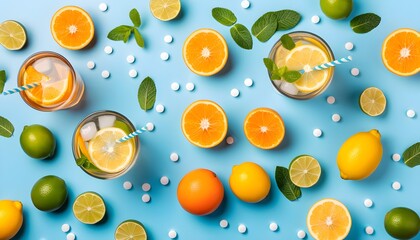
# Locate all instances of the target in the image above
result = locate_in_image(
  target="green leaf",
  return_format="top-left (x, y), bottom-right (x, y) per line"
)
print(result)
top-left (274, 10), bottom-right (301, 31)
top-left (133, 28), bottom-right (145, 48)
top-left (107, 25), bottom-right (134, 42)
top-left (0, 116), bottom-right (14, 138)
top-left (280, 34), bottom-right (295, 50)
top-left (76, 155), bottom-right (88, 166)
top-left (275, 166), bottom-right (301, 201)
top-left (350, 13), bottom-right (381, 34)
top-left (251, 12), bottom-right (277, 42)
top-left (283, 71), bottom-right (302, 83)
top-left (0, 70), bottom-right (6, 93)
top-left (263, 58), bottom-right (280, 80)
top-left (138, 77), bottom-right (157, 111)
top-left (129, 8), bottom-right (141, 27)
top-left (278, 66), bottom-right (287, 76)
top-left (212, 7), bottom-right (237, 26)
top-left (230, 23), bottom-right (253, 50)
top-left (263, 58), bottom-right (274, 71)
top-left (403, 142), bottom-right (420, 168)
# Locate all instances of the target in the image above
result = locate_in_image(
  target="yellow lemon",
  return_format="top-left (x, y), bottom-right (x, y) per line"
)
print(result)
top-left (337, 129), bottom-right (383, 180)
top-left (0, 200), bottom-right (23, 240)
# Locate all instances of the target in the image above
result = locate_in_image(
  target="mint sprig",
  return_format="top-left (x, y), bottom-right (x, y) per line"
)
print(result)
top-left (138, 77), bottom-right (157, 111)
top-left (350, 13), bottom-right (381, 34)
top-left (76, 154), bottom-right (100, 170)
top-left (275, 166), bottom-right (301, 201)
top-left (263, 58), bottom-right (302, 83)
top-left (252, 10), bottom-right (301, 42)
top-left (0, 70), bottom-right (6, 93)
top-left (212, 7), bottom-right (237, 26)
top-left (108, 8), bottom-right (144, 48)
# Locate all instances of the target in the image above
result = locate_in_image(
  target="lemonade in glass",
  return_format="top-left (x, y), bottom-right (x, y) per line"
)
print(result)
top-left (72, 110), bottom-right (140, 179)
top-left (268, 31), bottom-right (334, 100)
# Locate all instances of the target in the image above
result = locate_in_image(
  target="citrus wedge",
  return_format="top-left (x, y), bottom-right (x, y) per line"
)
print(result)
top-left (115, 220), bottom-right (147, 240)
top-left (73, 192), bottom-right (106, 224)
top-left (359, 87), bottom-right (386, 117)
top-left (0, 20), bottom-right (26, 50)
top-left (150, 0), bottom-right (181, 21)
top-left (289, 155), bottom-right (321, 188)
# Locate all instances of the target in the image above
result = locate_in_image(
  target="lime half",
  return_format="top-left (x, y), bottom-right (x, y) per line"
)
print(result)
top-left (0, 20), bottom-right (26, 50)
top-left (289, 155), bottom-right (321, 188)
top-left (360, 87), bottom-right (387, 117)
top-left (115, 220), bottom-right (148, 240)
top-left (150, 0), bottom-right (181, 21)
top-left (73, 192), bottom-right (106, 224)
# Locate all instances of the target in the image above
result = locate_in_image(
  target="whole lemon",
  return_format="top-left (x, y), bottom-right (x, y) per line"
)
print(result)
top-left (0, 200), bottom-right (23, 240)
top-left (229, 162), bottom-right (271, 203)
top-left (337, 129), bottom-right (383, 180)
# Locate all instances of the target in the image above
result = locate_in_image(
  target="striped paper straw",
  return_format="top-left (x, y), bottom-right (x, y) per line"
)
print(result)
top-left (2, 82), bottom-right (41, 95)
top-left (300, 56), bottom-right (352, 73)
top-left (116, 126), bottom-right (148, 143)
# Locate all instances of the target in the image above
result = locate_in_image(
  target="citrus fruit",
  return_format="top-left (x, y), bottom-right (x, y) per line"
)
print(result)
top-left (0, 20), bottom-right (26, 50)
top-left (150, 0), bottom-right (181, 21)
top-left (382, 28), bottom-right (420, 76)
top-left (88, 127), bottom-right (135, 173)
top-left (337, 129), bottom-right (383, 180)
top-left (384, 207), bottom-right (420, 239)
top-left (320, 0), bottom-right (353, 20)
top-left (181, 100), bottom-right (228, 148)
top-left (183, 28), bottom-right (228, 76)
top-left (177, 168), bottom-right (224, 215)
top-left (31, 175), bottom-right (68, 212)
top-left (50, 6), bottom-right (95, 50)
top-left (289, 155), bottom-right (321, 188)
top-left (0, 200), bottom-right (23, 240)
top-left (115, 220), bottom-right (148, 240)
top-left (243, 108), bottom-right (285, 149)
top-left (286, 45), bottom-right (330, 92)
top-left (307, 198), bottom-right (352, 240)
top-left (229, 162), bottom-right (271, 203)
top-left (359, 87), bottom-right (387, 117)
top-left (73, 192), bottom-right (106, 224)
top-left (20, 124), bottom-right (56, 159)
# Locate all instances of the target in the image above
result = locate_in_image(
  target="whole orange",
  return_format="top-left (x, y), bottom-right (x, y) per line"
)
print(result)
top-left (177, 168), bottom-right (224, 215)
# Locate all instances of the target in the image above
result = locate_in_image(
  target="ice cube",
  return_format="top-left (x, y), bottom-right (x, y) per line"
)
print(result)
top-left (80, 122), bottom-right (98, 141)
top-left (33, 58), bottom-right (53, 75)
top-left (98, 115), bottom-right (116, 129)
top-left (280, 82), bottom-right (299, 95)
top-left (273, 80), bottom-right (282, 88)
top-left (51, 58), bottom-right (70, 80)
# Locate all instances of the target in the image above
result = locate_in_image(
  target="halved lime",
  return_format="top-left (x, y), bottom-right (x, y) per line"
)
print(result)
top-left (0, 20), bottom-right (26, 50)
top-left (73, 192), bottom-right (106, 224)
top-left (115, 220), bottom-right (148, 240)
top-left (150, 0), bottom-right (181, 21)
top-left (359, 87), bottom-right (386, 117)
top-left (289, 155), bottom-right (321, 188)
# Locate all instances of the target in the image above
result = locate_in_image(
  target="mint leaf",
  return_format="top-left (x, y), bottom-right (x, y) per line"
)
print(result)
top-left (283, 71), bottom-right (302, 83)
top-left (230, 23), bottom-right (253, 50)
top-left (138, 77), bottom-right (157, 111)
top-left (263, 58), bottom-right (275, 71)
top-left (129, 8), bottom-right (141, 27)
top-left (274, 10), bottom-right (301, 31)
top-left (76, 155), bottom-right (88, 166)
top-left (280, 34), bottom-right (295, 50)
top-left (0, 116), bottom-right (14, 138)
top-left (251, 12), bottom-right (277, 42)
top-left (263, 58), bottom-right (280, 80)
top-left (133, 29), bottom-right (144, 48)
top-left (403, 142), bottom-right (420, 168)
top-left (107, 25), bottom-right (134, 42)
top-left (278, 66), bottom-right (287, 76)
top-left (275, 166), bottom-right (301, 201)
top-left (212, 7), bottom-right (237, 26)
top-left (0, 70), bottom-right (6, 93)
top-left (350, 13), bottom-right (381, 34)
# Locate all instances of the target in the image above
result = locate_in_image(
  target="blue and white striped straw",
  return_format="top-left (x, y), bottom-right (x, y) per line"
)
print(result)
top-left (116, 126), bottom-right (148, 143)
top-left (300, 56), bottom-right (353, 73)
top-left (2, 82), bottom-right (41, 95)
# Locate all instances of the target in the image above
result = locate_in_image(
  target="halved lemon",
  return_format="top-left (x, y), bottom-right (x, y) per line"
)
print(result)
top-left (150, 0), bottom-right (181, 21)
top-left (115, 220), bottom-right (147, 240)
top-left (289, 155), bottom-right (321, 188)
top-left (0, 20), bottom-right (26, 50)
top-left (359, 87), bottom-right (387, 117)
top-left (73, 192), bottom-right (106, 224)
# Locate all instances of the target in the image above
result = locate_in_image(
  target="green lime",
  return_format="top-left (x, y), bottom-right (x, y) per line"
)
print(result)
top-left (384, 207), bottom-right (420, 239)
top-left (114, 120), bottom-right (132, 135)
top-left (0, 20), bottom-right (27, 50)
top-left (31, 175), bottom-right (67, 212)
top-left (359, 87), bottom-right (387, 117)
top-left (20, 124), bottom-right (56, 159)
top-left (320, 0), bottom-right (353, 20)
top-left (73, 192), bottom-right (106, 224)
top-left (115, 220), bottom-right (147, 240)
top-left (289, 155), bottom-right (321, 188)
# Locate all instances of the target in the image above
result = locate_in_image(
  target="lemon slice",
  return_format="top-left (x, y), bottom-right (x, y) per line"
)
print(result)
top-left (115, 220), bottom-right (148, 240)
top-left (285, 45), bottom-right (330, 93)
top-left (289, 155), bottom-right (321, 188)
top-left (72, 192), bottom-right (106, 224)
top-left (88, 127), bottom-right (134, 173)
top-left (150, 0), bottom-right (181, 21)
top-left (0, 20), bottom-right (26, 50)
top-left (359, 87), bottom-right (387, 117)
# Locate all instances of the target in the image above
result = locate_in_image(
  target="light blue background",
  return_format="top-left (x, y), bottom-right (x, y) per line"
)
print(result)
top-left (1, 0), bottom-right (419, 239)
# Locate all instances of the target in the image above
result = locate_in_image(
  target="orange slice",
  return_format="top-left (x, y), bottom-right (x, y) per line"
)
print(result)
top-left (243, 108), bottom-right (285, 150)
top-left (307, 198), bottom-right (352, 240)
top-left (181, 100), bottom-right (228, 148)
top-left (51, 6), bottom-right (95, 50)
top-left (183, 28), bottom-right (228, 76)
top-left (382, 28), bottom-right (420, 76)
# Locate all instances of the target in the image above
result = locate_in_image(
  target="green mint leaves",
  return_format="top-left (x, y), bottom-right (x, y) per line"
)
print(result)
top-left (76, 154), bottom-right (100, 170)
top-left (138, 77), bottom-right (157, 111)
top-left (0, 116), bottom-right (14, 138)
top-left (403, 142), bottom-right (420, 168)
top-left (275, 166), bottom-right (301, 201)
top-left (0, 70), bottom-right (6, 93)
top-left (252, 10), bottom-right (301, 42)
top-left (264, 58), bottom-right (301, 82)
top-left (350, 13), bottom-right (381, 34)
top-left (280, 34), bottom-right (295, 50)
top-left (108, 8), bottom-right (144, 48)
top-left (212, 7), bottom-right (237, 26)
top-left (275, 10), bottom-right (301, 31)
top-left (230, 24), bottom-right (253, 50)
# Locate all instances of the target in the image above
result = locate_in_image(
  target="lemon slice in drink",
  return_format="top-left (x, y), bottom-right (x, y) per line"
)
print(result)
top-left (289, 155), bottom-right (321, 188)
top-left (115, 220), bottom-right (148, 240)
top-left (150, 0), bottom-right (181, 21)
top-left (0, 20), bottom-right (26, 50)
top-left (285, 45), bottom-right (329, 93)
top-left (359, 87), bottom-right (387, 117)
top-left (88, 127), bottom-right (134, 173)
top-left (73, 192), bottom-right (106, 224)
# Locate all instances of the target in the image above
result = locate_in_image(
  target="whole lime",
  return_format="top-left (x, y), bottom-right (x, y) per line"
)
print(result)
top-left (31, 175), bottom-right (68, 212)
top-left (20, 124), bottom-right (56, 159)
top-left (384, 207), bottom-right (420, 239)
top-left (320, 0), bottom-right (353, 20)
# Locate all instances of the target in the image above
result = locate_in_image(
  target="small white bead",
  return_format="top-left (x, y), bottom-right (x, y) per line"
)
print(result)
top-left (327, 96), bottom-right (335, 104)
top-left (351, 68), bottom-right (360, 76)
top-left (226, 136), bottom-right (234, 145)
top-left (269, 222), bottom-right (278, 232)
top-left (61, 224), bottom-right (71, 233)
top-left (345, 42), bottom-right (354, 51)
top-left (129, 69), bottom-right (138, 78)
top-left (392, 153), bottom-right (401, 162)
top-left (238, 224), bottom-right (247, 234)
top-left (297, 230), bottom-right (306, 239)
top-left (164, 35), bottom-right (173, 43)
top-left (126, 55), bottom-right (135, 64)
top-left (104, 45), bottom-right (113, 54)
top-left (160, 176), bottom-right (170, 186)
top-left (171, 82), bottom-right (180, 91)
top-left (101, 70), bottom-right (110, 79)
top-left (311, 15), bottom-right (320, 24)
top-left (244, 78), bottom-right (253, 87)
top-left (168, 230), bottom-right (177, 239)
top-left (146, 122), bottom-right (155, 131)
top-left (98, 3), bottom-right (108, 12)
top-left (313, 128), bottom-right (322, 138)
top-left (142, 183), bottom-right (151, 192)
top-left (392, 181), bottom-right (401, 191)
top-left (219, 219), bottom-right (229, 228)
top-left (66, 233), bottom-right (76, 240)
top-left (86, 61), bottom-right (95, 69)
top-left (230, 88), bottom-right (240, 97)
top-left (406, 109), bottom-right (416, 118)
top-left (155, 104), bottom-right (165, 113)
top-left (241, 0), bottom-right (250, 9)
top-left (141, 194), bottom-right (151, 203)
top-left (332, 113), bottom-right (341, 122)
top-left (170, 152), bottom-right (179, 162)
top-left (186, 82), bottom-right (195, 91)
top-left (365, 226), bottom-right (374, 235)
top-left (364, 199), bottom-right (373, 208)
top-left (160, 52), bottom-right (169, 61)
top-left (123, 181), bottom-right (133, 190)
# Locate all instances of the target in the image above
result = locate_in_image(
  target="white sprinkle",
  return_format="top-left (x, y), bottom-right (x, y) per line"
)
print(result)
top-left (364, 199), bottom-right (373, 208)
top-left (269, 222), bottom-right (278, 232)
top-left (392, 181), bottom-right (401, 191)
top-left (332, 113), bottom-right (341, 122)
top-left (104, 45), bottom-right (113, 55)
top-left (61, 224), bottom-right (70, 233)
top-left (146, 122), bottom-right (155, 131)
top-left (129, 69), bottom-right (138, 78)
top-left (244, 78), bottom-right (253, 87)
top-left (365, 226), bottom-right (374, 235)
top-left (226, 136), bottom-right (234, 145)
top-left (142, 183), bottom-right (151, 192)
top-left (142, 194), bottom-right (151, 203)
top-left (297, 230), bottom-right (306, 239)
top-left (86, 61), bottom-right (95, 69)
top-left (160, 52), bottom-right (169, 61)
top-left (160, 176), bottom-right (170, 186)
top-left (345, 42), bottom-right (354, 51)
top-left (126, 55), bottom-right (135, 64)
top-left (241, 0), bottom-right (250, 9)
top-left (351, 68), bottom-right (360, 76)
top-left (101, 70), bottom-right (110, 79)
top-left (164, 35), bottom-right (173, 43)
top-left (156, 104), bottom-right (165, 113)
top-left (392, 153), bottom-right (401, 162)
top-left (123, 181), bottom-right (133, 190)
top-left (327, 96), bottom-right (336, 104)
top-left (168, 230), bottom-right (177, 239)
top-left (230, 88), bottom-right (240, 97)
top-left (98, 3), bottom-right (108, 12)
top-left (311, 15), bottom-right (320, 24)
top-left (186, 82), bottom-right (195, 91)
top-left (171, 82), bottom-right (180, 91)
top-left (238, 224), bottom-right (247, 234)
top-left (170, 152), bottom-right (179, 162)
top-left (313, 128), bottom-right (322, 138)
top-left (66, 233), bottom-right (76, 240)
top-left (220, 219), bottom-right (229, 228)
top-left (406, 109), bottom-right (416, 118)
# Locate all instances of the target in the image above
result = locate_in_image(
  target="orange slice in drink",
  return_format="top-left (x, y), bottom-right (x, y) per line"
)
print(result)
top-left (307, 198), bottom-right (352, 240)
top-left (181, 100), bottom-right (228, 148)
top-left (183, 29), bottom-right (228, 76)
top-left (243, 108), bottom-right (285, 150)
top-left (382, 28), bottom-right (420, 76)
top-left (50, 6), bottom-right (95, 50)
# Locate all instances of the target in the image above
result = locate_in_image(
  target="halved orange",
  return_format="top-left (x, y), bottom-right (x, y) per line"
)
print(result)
top-left (307, 198), bottom-right (352, 240)
top-left (51, 6), bottom-right (95, 50)
top-left (243, 108), bottom-right (285, 150)
top-left (182, 28), bottom-right (228, 76)
top-left (181, 100), bottom-right (228, 148)
top-left (382, 28), bottom-right (420, 76)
